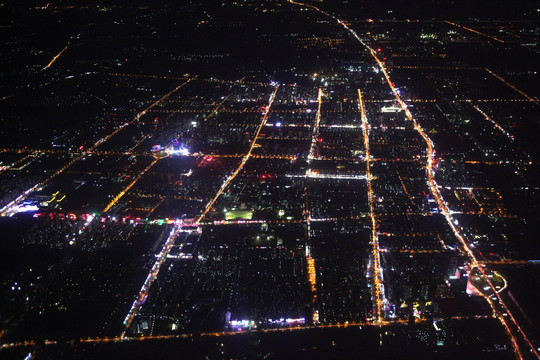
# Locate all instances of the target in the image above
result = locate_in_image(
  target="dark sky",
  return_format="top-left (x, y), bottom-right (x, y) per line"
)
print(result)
top-left (3, 0), bottom-right (539, 20)
top-left (323, 0), bottom-right (539, 20)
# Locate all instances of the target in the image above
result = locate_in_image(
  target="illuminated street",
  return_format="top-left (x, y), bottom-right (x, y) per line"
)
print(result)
top-left (0, 1), bottom-right (539, 359)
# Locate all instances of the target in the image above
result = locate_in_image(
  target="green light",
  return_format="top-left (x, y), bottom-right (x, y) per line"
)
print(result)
top-left (224, 210), bottom-right (253, 220)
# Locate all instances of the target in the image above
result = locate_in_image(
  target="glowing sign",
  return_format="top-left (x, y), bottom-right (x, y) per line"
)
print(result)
top-left (12, 204), bottom-right (39, 214)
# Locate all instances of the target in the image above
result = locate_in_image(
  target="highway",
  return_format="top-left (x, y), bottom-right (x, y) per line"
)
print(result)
top-left (121, 226), bottom-right (184, 334)
top-left (484, 68), bottom-right (538, 104)
top-left (1, 313), bottom-right (496, 352)
top-left (444, 21), bottom-right (504, 43)
top-left (307, 88), bottom-right (323, 162)
top-left (203, 94), bottom-right (232, 122)
top-left (358, 88), bottom-right (385, 323)
top-left (43, 45), bottom-right (69, 70)
top-left (468, 100), bottom-right (514, 140)
top-left (102, 156), bottom-right (163, 213)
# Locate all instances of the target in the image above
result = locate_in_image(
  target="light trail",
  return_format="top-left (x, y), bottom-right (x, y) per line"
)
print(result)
top-left (121, 226), bottom-right (183, 334)
top-left (395, 170), bottom-right (411, 196)
top-left (306, 250), bottom-right (320, 325)
top-left (0, 320), bottom-right (398, 351)
top-left (494, 270), bottom-right (508, 293)
top-left (307, 255), bottom-right (317, 295)
top-left (444, 21), bottom-right (504, 43)
top-left (0, 147), bottom-right (436, 164)
top-left (2, 313), bottom-right (500, 351)
top-left (320, 124), bottom-right (360, 128)
top-left (195, 86), bottom-right (279, 223)
top-left (106, 72), bottom-right (267, 86)
top-left (203, 94), bottom-right (232, 122)
top-left (467, 188), bottom-right (484, 214)
top-left (0, 154), bottom-right (35, 174)
top-left (484, 68), bottom-right (538, 104)
top-left (129, 139), bottom-right (150, 157)
top-left (480, 260), bottom-right (528, 265)
top-left (202, 78), bottom-right (243, 123)
top-left (0, 147), bottom-right (428, 163)
top-left (288, 1), bottom-right (539, 357)
top-left (467, 100), bottom-right (514, 141)
top-left (389, 65), bottom-right (483, 70)
top-left (43, 45), bottom-right (68, 69)
top-left (133, 78), bottom-right (195, 123)
top-left (307, 88), bottom-right (323, 163)
top-left (358, 88), bottom-right (385, 323)
top-left (0, 94), bottom-right (15, 102)
top-left (11, 211), bottom-right (440, 229)
top-left (303, 184), bottom-right (319, 323)
top-left (287, 170), bottom-right (370, 181)
top-left (364, 98), bottom-right (534, 104)
top-left (471, 266), bottom-right (537, 360)
top-left (102, 157), bottom-right (161, 213)
top-left (148, 104), bottom-right (540, 113)
top-left (379, 248), bottom-right (448, 254)
top-left (468, 280), bottom-right (523, 360)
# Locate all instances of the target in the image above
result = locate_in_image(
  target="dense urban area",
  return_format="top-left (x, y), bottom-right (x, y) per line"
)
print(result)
top-left (0, 0), bottom-right (539, 359)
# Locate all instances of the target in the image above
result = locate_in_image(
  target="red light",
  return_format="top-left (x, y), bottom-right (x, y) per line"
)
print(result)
top-left (205, 156), bottom-right (214, 162)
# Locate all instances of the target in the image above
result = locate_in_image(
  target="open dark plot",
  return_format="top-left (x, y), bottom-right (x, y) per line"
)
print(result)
top-left (132, 224), bottom-right (310, 335)
top-left (3, 223), bottom-right (167, 342)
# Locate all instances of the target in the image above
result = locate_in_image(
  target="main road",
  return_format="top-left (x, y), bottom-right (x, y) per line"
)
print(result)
top-left (288, 1), bottom-right (539, 358)
top-left (121, 85), bottom-right (279, 336)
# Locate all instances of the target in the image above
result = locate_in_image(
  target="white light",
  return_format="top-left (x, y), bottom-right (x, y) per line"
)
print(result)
top-left (165, 146), bottom-right (190, 156)
top-left (12, 204), bottom-right (39, 214)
